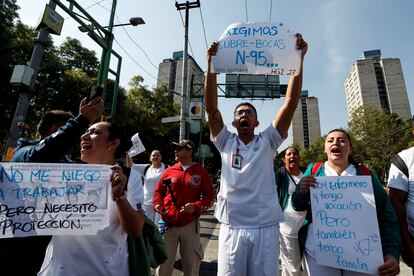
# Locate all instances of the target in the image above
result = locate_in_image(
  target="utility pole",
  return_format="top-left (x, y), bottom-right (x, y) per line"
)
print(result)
top-left (2, 0), bottom-right (57, 161)
top-left (175, 0), bottom-right (200, 141)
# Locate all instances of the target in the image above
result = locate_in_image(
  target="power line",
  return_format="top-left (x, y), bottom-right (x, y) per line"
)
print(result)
top-left (244, 0), bottom-right (249, 21)
top-left (269, 0), bottom-right (273, 21)
top-left (178, 10), bottom-right (195, 58)
top-left (113, 38), bottom-right (168, 86)
top-left (198, 6), bottom-right (208, 49)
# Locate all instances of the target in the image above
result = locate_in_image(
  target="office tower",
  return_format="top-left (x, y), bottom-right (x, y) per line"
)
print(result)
top-left (292, 90), bottom-right (321, 149)
top-left (157, 51), bottom-right (205, 103)
top-left (344, 50), bottom-right (411, 120)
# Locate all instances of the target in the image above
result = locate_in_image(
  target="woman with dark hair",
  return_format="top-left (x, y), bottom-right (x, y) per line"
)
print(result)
top-left (38, 121), bottom-right (144, 276)
top-left (275, 147), bottom-right (306, 276)
top-left (291, 129), bottom-right (401, 276)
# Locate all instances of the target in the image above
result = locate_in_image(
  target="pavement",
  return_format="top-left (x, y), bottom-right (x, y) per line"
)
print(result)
top-left (169, 203), bottom-right (413, 276)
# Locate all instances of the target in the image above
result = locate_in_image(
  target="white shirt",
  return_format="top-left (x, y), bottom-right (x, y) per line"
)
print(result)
top-left (305, 162), bottom-right (356, 257)
top-left (280, 172), bottom-right (306, 237)
top-left (38, 170), bottom-right (142, 276)
top-left (387, 147), bottom-right (414, 236)
top-left (211, 124), bottom-right (284, 228)
top-left (132, 163), bottom-right (166, 206)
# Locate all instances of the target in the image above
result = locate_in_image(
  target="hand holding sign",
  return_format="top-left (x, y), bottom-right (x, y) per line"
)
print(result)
top-left (211, 22), bottom-right (304, 75)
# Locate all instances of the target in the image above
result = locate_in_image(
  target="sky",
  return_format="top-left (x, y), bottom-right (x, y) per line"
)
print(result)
top-left (16, 0), bottom-right (414, 150)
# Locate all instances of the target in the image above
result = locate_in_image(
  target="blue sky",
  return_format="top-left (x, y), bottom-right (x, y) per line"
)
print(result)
top-left (16, 0), bottom-right (414, 149)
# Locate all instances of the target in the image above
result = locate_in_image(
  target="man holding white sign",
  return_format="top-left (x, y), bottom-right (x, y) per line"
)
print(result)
top-left (291, 129), bottom-right (401, 275)
top-left (205, 31), bottom-right (307, 275)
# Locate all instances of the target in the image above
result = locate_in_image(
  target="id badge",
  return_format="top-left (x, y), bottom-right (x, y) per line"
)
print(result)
top-left (232, 153), bottom-right (242, 169)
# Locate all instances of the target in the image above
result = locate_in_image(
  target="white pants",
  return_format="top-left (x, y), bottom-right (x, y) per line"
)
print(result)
top-left (143, 204), bottom-right (160, 226)
top-left (303, 252), bottom-right (376, 276)
top-left (218, 224), bottom-right (280, 276)
top-left (280, 234), bottom-right (303, 276)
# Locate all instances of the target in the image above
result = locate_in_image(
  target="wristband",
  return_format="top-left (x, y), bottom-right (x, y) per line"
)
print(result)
top-left (113, 195), bottom-right (127, 203)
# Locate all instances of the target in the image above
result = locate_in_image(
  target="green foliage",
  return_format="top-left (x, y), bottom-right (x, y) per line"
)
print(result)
top-left (300, 136), bottom-right (327, 167)
top-left (348, 105), bottom-right (412, 180)
top-left (118, 76), bottom-right (180, 164)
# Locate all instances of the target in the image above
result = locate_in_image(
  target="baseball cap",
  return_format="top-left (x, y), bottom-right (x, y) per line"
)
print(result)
top-left (172, 139), bottom-right (195, 150)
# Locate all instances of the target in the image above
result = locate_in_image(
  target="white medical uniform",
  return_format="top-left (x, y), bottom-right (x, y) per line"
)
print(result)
top-left (38, 169), bottom-right (141, 276)
top-left (387, 147), bottom-right (414, 236)
top-left (132, 163), bottom-right (166, 225)
top-left (212, 124), bottom-right (284, 276)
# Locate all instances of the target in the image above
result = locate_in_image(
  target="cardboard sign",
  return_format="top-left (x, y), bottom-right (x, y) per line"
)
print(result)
top-left (310, 176), bottom-right (383, 274)
top-left (212, 22), bottom-right (301, 75)
top-left (0, 163), bottom-right (111, 237)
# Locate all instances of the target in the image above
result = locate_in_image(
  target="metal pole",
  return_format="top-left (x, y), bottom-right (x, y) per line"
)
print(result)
top-left (179, 2), bottom-right (189, 141)
top-left (176, 0), bottom-right (199, 141)
top-left (2, 0), bottom-right (56, 161)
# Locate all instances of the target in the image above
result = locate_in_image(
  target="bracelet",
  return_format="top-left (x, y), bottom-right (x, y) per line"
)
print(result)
top-left (113, 195), bottom-right (127, 203)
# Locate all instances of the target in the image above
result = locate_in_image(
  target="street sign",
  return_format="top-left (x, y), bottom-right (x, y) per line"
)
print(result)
top-left (161, 115), bottom-right (181, 123)
top-left (37, 4), bottom-right (64, 35)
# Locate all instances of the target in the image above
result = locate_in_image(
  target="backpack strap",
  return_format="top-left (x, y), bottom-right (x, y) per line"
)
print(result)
top-left (143, 164), bottom-right (151, 176)
top-left (391, 154), bottom-right (409, 178)
top-left (356, 165), bottom-right (371, 176)
top-left (311, 162), bottom-right (323, 176)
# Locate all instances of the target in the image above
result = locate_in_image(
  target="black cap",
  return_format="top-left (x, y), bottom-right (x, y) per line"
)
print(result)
top-left (172, 139), bottom-right (195, 150)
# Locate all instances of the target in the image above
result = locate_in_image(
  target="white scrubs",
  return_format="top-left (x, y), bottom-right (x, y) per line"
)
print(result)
top-left (212, 124), bottom-right (285, 276)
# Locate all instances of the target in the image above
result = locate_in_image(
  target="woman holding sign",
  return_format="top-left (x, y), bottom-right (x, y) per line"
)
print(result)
top-left (38, 121), bottom-right (144, 276)
top-left (291, 129), bottom-right (401, 276)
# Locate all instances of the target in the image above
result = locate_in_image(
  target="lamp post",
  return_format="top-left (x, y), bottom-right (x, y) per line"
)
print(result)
top-left (78, 16), bottom-right (145, 121)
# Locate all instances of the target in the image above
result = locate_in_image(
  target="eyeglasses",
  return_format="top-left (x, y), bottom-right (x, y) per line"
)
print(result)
top-left (234, 109), bottom-right (255, 117)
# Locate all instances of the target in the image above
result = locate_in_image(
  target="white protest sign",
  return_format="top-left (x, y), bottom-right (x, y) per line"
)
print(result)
top-left (310, 176), bottom-right (383, 274)
top-left (212, 22), bottom-right (301, 75)
top-left (128, 132), bottom-right (146, 157)
top-left (0, 162), bottom-right (111, 238)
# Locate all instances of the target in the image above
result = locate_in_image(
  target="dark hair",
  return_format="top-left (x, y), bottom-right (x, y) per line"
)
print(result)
top-left (326, 128), bottom-right (357, 165)
top-left (284, 146), bottom-right (300, 156)
top-left (106, 122), bottom-right (132, 159)
top-left (234, 102), bottom-right (257, 117)
top-left (37, 110), bottom-right (74, 138)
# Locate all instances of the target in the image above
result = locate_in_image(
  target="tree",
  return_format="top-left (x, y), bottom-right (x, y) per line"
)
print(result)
top-left (117, 77), bottom-right (180, 164)
top-left (348, 105), bottom-right (412, 181)
top-left (299, 136), bottom-right (327, 167)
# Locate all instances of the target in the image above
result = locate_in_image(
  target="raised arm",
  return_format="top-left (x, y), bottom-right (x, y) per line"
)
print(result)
top-left (204, 42), bottom-right (224, 138)
top-left (274, 34), bottom-right (308, 138)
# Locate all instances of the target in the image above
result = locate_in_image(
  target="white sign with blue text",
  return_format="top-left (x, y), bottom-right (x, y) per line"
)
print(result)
top-left (0, 163), bottom-right (111, 238)
top-left (310, 176), bottom-right (383, 274)
top-left (212, 22), bottom-right (301, 75)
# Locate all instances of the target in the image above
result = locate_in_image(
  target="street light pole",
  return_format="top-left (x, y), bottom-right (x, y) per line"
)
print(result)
top-left (2, 0), bottom-right (56, 161)
top-left (176, 0), bottom-right (200, 141)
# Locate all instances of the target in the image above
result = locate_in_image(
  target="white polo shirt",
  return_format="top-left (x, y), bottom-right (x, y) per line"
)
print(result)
top-left (38, 170), bottom-right (142, 276)
top-left (387, 146), bottom-right (414, 236)
top-left (212, 124), bottom-right (285, 228)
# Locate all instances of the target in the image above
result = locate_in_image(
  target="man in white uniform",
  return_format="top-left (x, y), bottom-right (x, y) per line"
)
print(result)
top-left (388, 117), bottom-right (414, 271)
top-left (204, 34), bottom-right (308, 276)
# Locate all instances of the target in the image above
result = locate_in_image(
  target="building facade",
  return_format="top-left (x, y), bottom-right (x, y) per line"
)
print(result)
top-left (157, 51), bottom-right (205, 103)
top-left (291, 91), bottom-right (321, 149)
top-left (344, 50), bottom-right (411, 120)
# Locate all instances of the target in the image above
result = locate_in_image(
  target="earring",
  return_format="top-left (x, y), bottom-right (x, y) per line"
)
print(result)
top-left (108, 147), bottom-right (112, 151)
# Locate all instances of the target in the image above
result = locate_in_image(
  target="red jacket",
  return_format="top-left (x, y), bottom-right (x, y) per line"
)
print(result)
top-left (153, 162), bottom-right (214, 226)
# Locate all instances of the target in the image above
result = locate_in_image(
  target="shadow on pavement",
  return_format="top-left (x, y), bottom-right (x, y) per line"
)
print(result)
top-left (174, 260), bottom-right (218, 276)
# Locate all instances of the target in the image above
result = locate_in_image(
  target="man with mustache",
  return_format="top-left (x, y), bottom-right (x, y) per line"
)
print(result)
top-left (204, 34), bottom-right (308, 275)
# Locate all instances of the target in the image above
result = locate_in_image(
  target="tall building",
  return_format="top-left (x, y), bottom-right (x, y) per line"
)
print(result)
top-left (292, 91), bottom-right (321, 149)
top-left (344, 50), bottom-right (411, 120)
top-left (157, 51), bottom-right (205, 103)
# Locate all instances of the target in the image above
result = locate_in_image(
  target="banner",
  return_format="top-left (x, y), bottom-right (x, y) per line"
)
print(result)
top-left (310, 176), bottom-right (383, 274)
top-left (212, 22), bottom-right (301, 75)
top-left (0, 162), bottom-right (111, 238)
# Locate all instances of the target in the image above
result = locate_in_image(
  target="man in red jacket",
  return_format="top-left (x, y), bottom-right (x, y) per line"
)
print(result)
top-left (153, 139), bottom-right (214, 276)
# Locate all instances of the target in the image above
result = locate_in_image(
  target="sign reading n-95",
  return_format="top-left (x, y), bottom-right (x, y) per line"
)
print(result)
top-left (212, 22), bottom-right (301, 75)
top-left (0, 163), bottom-right (111, 238)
